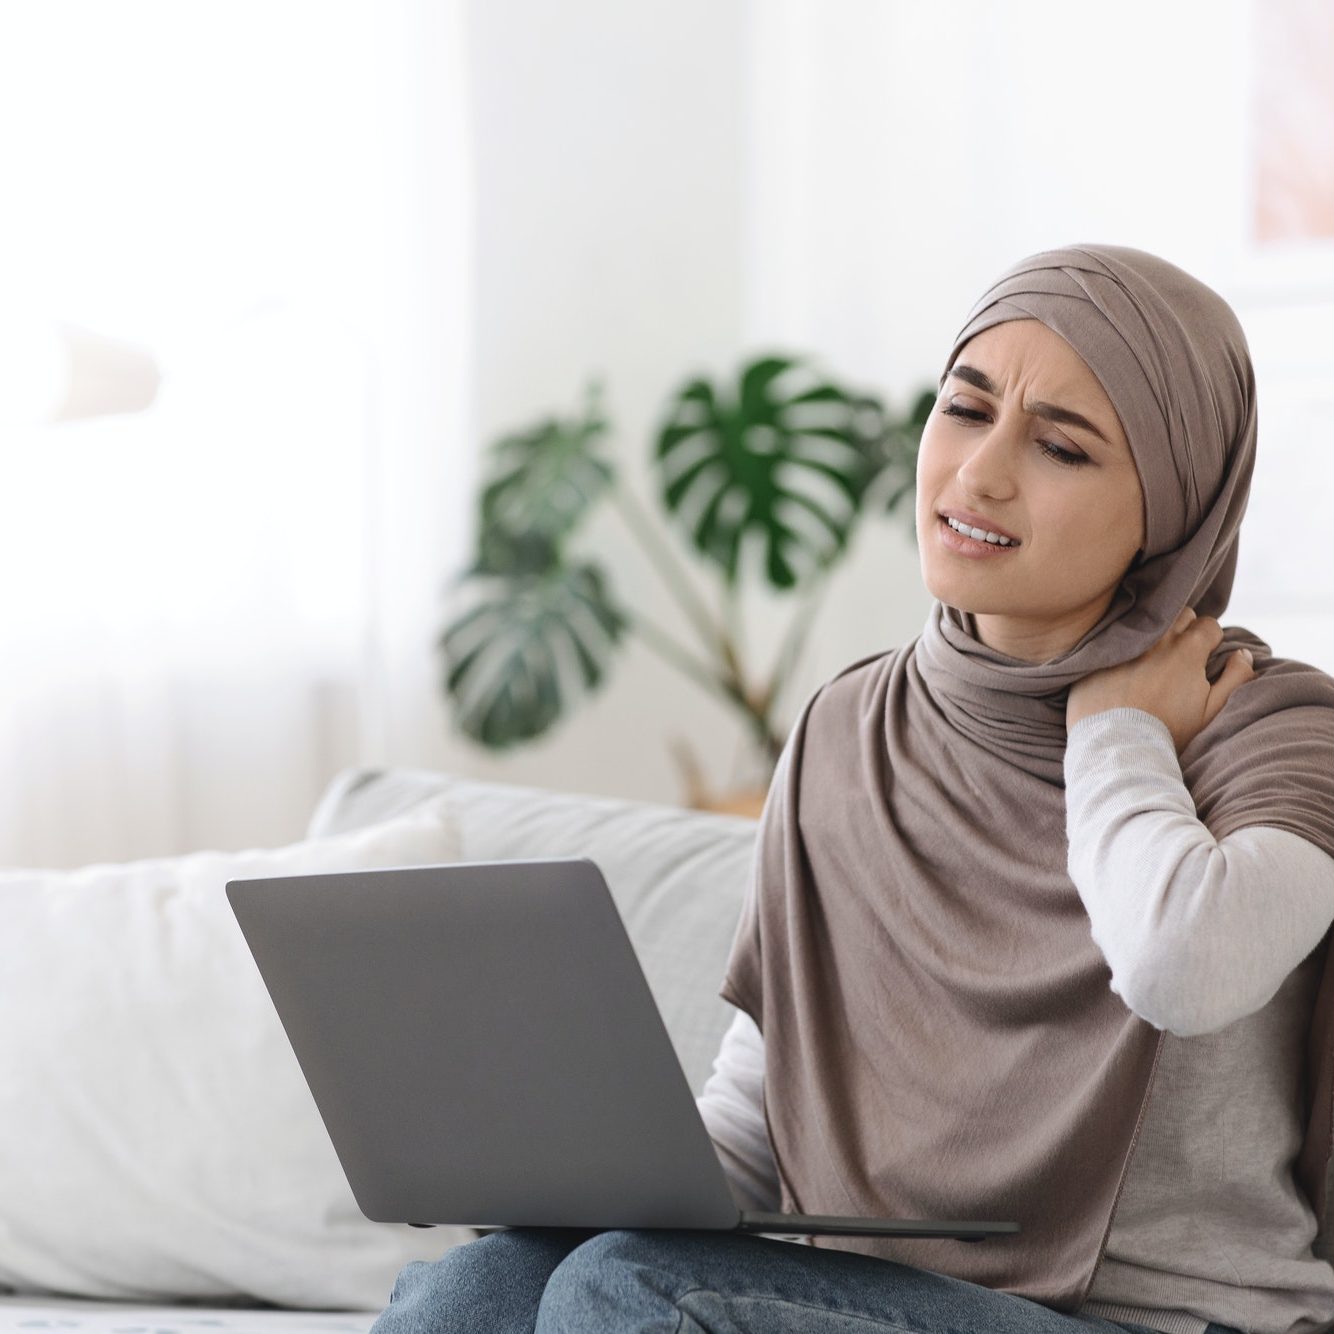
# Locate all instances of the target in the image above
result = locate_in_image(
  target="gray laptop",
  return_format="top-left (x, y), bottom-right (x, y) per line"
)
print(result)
top-left (226, 857), bottom-right (1018, 1243)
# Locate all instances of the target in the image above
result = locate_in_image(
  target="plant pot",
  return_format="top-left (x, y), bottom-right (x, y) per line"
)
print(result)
top-left (688, 787), bottom-right (768, 820)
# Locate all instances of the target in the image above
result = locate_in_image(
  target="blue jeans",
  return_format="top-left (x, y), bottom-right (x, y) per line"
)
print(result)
top-left (373, 1227), bottom-right (1245, 1333)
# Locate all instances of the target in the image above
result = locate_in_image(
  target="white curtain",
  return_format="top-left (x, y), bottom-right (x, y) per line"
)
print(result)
top-left (0, 0), bottom-right (473, 867)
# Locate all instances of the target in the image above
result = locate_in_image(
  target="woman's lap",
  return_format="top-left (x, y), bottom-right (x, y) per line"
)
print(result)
top-left (373, 1226), bottom-right (1240, 1334)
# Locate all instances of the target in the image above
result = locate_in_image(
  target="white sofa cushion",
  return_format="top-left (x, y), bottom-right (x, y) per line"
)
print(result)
top-left (0, 803), bottom-right (473, 1310)
top-left (307, 768), bottom-right (759, 1095)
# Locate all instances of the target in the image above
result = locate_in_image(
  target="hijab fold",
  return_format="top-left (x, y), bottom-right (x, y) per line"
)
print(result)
top-left (721, 245), bottom-right (1334, 1309)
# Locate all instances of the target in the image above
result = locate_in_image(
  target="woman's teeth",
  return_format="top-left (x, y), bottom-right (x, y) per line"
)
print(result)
top-left (945, 516), bottom-right (1016, 546)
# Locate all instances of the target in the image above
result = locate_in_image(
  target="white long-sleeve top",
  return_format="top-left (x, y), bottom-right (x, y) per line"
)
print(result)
top-left (698, 707), bottom-right (1334, 1334)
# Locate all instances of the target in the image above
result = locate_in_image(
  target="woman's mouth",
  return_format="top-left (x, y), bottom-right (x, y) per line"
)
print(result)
top-left (938, 513), bottom-right (1022, 558)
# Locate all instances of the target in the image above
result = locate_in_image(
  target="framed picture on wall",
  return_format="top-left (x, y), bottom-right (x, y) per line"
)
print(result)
top-left (1222, 1), bottom-right (1334, 670)
top-left (1231, 0), bottom-right (1334, 300)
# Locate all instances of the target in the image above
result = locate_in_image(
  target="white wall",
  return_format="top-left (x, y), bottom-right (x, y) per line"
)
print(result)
top-left (4, 0), bottom-right (1325, 856)
top-left (436, 0), bottom-right (1334, 806)
top-left (440, 0), bottom-right (762, 803)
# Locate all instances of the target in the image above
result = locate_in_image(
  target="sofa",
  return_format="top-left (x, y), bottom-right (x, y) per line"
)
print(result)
top-left (0, 764), bottom-right (760, 1332)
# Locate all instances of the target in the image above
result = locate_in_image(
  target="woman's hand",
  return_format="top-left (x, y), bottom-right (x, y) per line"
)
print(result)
top-left (1065, 607), bottom-right (1256, 755)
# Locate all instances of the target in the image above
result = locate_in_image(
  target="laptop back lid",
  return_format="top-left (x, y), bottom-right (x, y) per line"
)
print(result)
top-left (226, 857), bottom-right (741, 1231)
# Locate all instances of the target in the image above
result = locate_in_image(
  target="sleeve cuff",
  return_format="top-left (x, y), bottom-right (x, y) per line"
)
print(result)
top-left (1067, 706), bottom-right (1175, 753)
top-left (1065, 707), bottom-right (1184, 794)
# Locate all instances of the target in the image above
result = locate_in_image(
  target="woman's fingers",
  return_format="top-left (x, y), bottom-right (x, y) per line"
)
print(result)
top-left (1166, 607), bottom-right (1219, 664)
top-left (1201, 647), bottom-right (1256, 729)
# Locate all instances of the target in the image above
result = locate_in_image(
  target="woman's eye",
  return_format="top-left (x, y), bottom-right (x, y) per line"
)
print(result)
top-left (941, 403), bottom-right (986, 423)
top-left (1038, 441), bottom-right (1089, 467)
top-left (940, 403), bottom-right (1090, 467)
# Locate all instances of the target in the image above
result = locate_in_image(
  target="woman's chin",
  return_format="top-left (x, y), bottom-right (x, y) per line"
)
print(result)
top-left (924, 581), bottom-right (1012, 619)
top-left (922, 571), bottom-right (988, 612)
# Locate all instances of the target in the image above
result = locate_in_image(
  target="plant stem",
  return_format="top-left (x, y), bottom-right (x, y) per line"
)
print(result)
top-left (762, 570), bottom-right (830, 713)
top-left (625, 609), bottom-right (783, 761)
top-left (609, 483), bottom-right (783, 768)
top-left (623, 609), bottom-right (745, 712)
top-left (608, 483), bottom-right (733, 664)
top-left (720, 575), bottom-right (746, 686)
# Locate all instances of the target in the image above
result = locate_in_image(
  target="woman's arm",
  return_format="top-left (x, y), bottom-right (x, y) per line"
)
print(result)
top-left (1065, 706), bottom-right (1334, 1037)
top-left (695, 1007), bottom-right (781, 1211)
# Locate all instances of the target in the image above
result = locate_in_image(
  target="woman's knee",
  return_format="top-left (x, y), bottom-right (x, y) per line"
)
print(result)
top-left (536, 1229), bottom-right (707, 1331)
top-left (375, 1229), bottom-right (588, 1334)
top-left (373, 1242), bottom-right (480, 1334)
top-left (385, 1232), bottom-right (505, 1302)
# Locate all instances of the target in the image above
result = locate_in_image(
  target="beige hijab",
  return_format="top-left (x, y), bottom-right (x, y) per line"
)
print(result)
top-left (721, 244), bottom-right (1334, 1310)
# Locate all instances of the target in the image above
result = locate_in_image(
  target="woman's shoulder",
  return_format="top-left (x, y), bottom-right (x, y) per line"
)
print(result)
top-left (786, 649), bottom-right (905, 755)
top-left (1205, 633), bottom-right (1334, 742)
top-left (811, 648), bottom-right (904, 710)
top-left (1186, 632), bottom-right (1334, 849)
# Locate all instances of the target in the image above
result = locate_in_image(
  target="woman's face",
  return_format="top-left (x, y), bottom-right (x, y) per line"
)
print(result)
top-left (915, 318), bottom-right (1145, 663)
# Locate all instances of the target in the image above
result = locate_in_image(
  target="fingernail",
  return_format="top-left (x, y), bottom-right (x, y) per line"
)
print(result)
top-left (1241, 648), bottom-right (1254, 666)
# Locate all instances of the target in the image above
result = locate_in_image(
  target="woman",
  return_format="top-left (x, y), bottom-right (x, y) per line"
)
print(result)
top-left (372, 245), bottom-right (1334, 1332)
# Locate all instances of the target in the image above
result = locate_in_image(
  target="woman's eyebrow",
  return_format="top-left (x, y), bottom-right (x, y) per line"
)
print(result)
top-left (941, 363), bottom-right (1114, 447)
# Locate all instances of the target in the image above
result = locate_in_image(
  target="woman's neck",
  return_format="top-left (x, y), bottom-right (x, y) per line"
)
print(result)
top-left (969, 598), bottom-right (1115, 664)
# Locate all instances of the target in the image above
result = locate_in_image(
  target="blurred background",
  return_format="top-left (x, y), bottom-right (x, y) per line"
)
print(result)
top-left (1, 0), bottom-right (1331, 867)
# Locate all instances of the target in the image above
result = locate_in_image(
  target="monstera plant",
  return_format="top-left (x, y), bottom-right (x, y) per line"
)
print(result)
top-left (438, 353), bottom-right (932, 804)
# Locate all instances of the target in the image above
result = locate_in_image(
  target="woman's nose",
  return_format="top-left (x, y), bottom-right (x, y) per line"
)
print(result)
top-left (956, 418), bottom-right (1020, 500)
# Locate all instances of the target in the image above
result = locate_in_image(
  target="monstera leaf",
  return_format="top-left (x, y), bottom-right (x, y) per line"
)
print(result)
top-left (437, 361), bottom-right (932, 755)
top-left (439, 543), bottom-right (626, 749)
top-left (469, 524), bottom-right (563, 579)
top-left (877, 386), bottom-right (936, 539)
top-left (654, 356), bottom-right (888, 590)
top-left (480, 382), bottom-right (613, 543)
